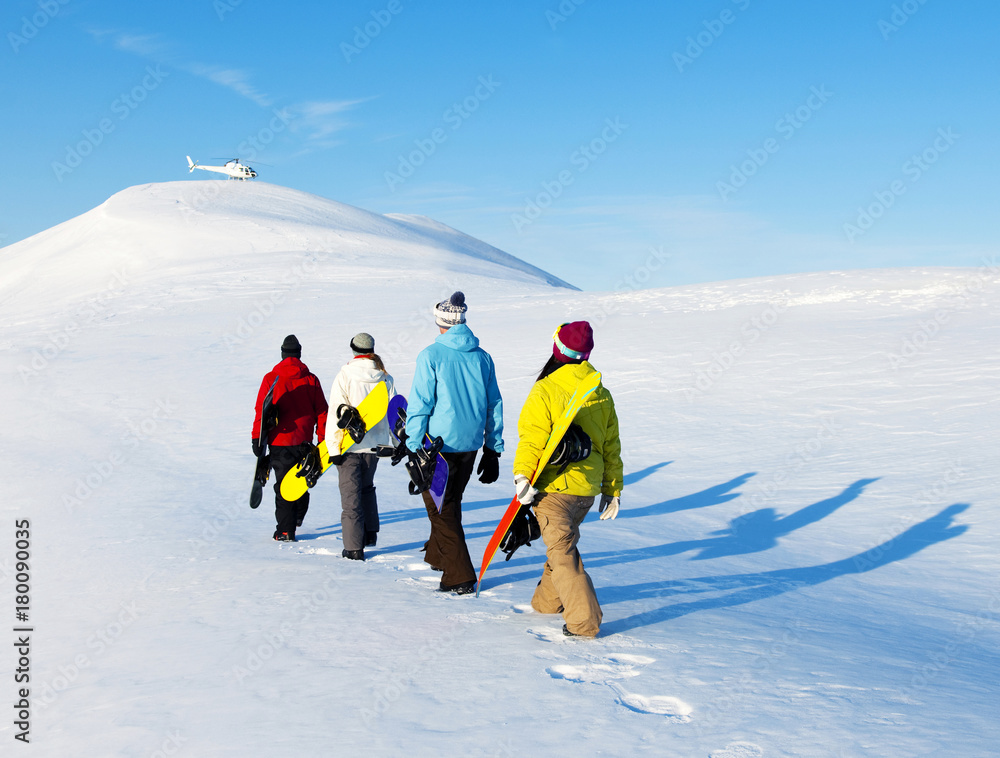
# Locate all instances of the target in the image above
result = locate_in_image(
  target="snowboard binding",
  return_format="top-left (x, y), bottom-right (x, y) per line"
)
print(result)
top-left (390, 430), bottom-right (444, 496)
top-left (550, 423), bottom-right (592, 475)
top-left (387, 408), bottom-right (447, 500)
top-left (388, 418), bottom-right (410, 465)
top-left (337, 403), bottom-right (367, 445)
top-left (499, 503), bottom-right (541, 561)
top-left (296, 445), bottom-right (323, 488)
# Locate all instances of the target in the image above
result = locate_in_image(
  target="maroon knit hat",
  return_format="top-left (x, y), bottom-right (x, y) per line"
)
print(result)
top-left (552, 321), bottom-right (594, 363)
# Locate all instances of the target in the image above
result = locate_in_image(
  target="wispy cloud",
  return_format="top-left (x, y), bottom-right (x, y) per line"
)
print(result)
top-left (88, 29), bottom-right (367, 152)
top-left (285, 98), bottom-right (374, 153)
top-left (112, 33), bottom-right (169, 58)
top-left (90, 28), bottom-right (274, 106)
top-left (185, 63), bottom-right (272, 107)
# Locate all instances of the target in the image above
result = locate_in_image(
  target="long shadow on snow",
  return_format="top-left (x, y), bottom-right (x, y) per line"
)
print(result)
top-left (615, 472), bottom-right (756, 520)
top-left (684, 477), bottom-right (879, 560)
top-left (483, 478), bottom-right (881, 589)
top-left (599, 503), bottom-right (970, 636)
top-left (623, 461), bottom-right (673, 487)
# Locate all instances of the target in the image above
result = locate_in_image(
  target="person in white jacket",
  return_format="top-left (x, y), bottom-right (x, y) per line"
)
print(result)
top-left (327, 333), bottom-right (396, 561)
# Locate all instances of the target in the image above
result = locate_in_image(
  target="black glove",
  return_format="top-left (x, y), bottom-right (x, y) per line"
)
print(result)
top-left (328, 454), bottom-right (345, 466)
top-left (477, 447), bottom-right (500, 484)
top-left (252, 438), bottom-right (262, 457)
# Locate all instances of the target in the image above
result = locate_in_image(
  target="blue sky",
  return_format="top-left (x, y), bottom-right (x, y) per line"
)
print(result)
top-left (2, 0), bottom-right (997, 290)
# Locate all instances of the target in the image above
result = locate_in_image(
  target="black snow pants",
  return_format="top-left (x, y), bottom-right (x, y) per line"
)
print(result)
top-left (270, 445), bottom-right (310, 538)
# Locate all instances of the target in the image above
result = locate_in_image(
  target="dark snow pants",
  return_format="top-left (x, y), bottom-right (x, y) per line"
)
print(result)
top-left (337, 452), bottom-right (380, 552)
top-left (270, 445), bottom-right (309, 538)
top-left (421, 450), bottom-right (478, 588)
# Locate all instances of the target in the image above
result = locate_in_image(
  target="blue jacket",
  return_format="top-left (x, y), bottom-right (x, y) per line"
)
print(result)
top-left (405, 324), bottom-right (504, 454)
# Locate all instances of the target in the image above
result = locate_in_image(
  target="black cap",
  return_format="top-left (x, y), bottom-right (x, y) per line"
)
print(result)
top-left (281, 334), bottom-right (301, 358)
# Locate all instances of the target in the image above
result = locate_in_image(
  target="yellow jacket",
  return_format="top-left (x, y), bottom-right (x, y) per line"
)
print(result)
top-left (513, 361), bottom-right (623, 498)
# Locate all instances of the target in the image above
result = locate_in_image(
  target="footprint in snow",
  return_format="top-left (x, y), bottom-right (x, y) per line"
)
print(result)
top-left (613, 690), bottom-right (692, 719)
top-left (709, 742), bottom-right (764, 758)
top-left (544, 652), bottom-right (692, 721)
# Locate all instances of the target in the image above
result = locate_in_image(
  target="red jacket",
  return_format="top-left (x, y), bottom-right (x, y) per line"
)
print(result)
top-left (253, 357), bottom-right (329, 446)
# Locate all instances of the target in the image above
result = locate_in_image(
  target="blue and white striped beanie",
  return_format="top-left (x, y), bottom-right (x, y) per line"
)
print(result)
top-left (434, 291), bottom-right (468, 328)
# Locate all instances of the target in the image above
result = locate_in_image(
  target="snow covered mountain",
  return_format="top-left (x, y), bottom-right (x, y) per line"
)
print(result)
top-left (1, 183), bottom-right (998, 756)
top-left (0, 180), bottom-right (572, 321)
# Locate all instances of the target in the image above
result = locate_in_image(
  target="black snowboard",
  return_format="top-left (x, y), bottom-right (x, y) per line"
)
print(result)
top-left (250, 377), bottom-right (279, 509)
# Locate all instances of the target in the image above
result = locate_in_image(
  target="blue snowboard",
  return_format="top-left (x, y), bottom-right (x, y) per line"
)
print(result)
top-left (387, 395), bottom-right (448, 512)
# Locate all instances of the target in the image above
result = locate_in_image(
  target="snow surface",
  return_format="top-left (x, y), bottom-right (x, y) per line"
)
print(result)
top-left (1, 181), bottom-right (998, 757)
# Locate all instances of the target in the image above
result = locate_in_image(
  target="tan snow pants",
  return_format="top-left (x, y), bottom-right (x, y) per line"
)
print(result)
top-left (531, 493), bottom-right (602, 637)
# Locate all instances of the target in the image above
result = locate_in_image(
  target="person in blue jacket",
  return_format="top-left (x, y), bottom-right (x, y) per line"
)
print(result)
top-left (405, 291), bottom-right (504, 594)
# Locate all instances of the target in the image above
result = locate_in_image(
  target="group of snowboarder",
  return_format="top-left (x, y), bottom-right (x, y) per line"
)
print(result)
top-left (251, 291), bottom-right (623, 637)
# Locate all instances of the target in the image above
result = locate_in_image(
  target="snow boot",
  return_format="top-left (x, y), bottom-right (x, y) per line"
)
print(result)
top-left (439, 580), bottom-right (475, 595)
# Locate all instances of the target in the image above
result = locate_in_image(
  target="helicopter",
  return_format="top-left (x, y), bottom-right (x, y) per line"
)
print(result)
top-left (186, 155), bottom-right (257, 180)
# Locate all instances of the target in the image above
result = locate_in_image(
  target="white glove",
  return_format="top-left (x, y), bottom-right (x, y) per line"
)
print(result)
top-left (599, 494), bottom-right (619, 520)
top-left (514, 475), bottom-right (538, 505)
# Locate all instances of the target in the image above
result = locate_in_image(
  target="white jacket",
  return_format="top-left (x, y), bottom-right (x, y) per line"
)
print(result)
top-left (327, 358), bottom-right (396, 453)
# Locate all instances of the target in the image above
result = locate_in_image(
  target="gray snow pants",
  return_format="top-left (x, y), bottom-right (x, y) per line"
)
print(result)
top-left (337, 452), bottom-right (380, 551)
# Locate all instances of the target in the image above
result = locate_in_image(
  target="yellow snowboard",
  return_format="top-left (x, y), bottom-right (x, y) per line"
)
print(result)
top-left (279, 381), bottom-right (389, 501)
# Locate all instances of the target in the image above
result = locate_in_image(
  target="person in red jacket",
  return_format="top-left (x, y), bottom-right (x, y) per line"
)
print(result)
top-left (253, 335), bottom-right (329, 541)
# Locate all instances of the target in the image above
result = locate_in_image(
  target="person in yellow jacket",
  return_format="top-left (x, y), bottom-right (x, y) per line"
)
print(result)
top-left (513, 321), bottom-right (623, 637)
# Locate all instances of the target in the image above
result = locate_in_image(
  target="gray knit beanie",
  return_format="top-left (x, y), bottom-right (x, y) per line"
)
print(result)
top-left (350, 332), bottom-right (375, 354)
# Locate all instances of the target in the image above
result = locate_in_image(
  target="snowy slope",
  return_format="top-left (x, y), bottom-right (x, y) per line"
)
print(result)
top-left (0, 181), bottom-right (572, 320)
top-left (1, 184), bottom-right (998, 757)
